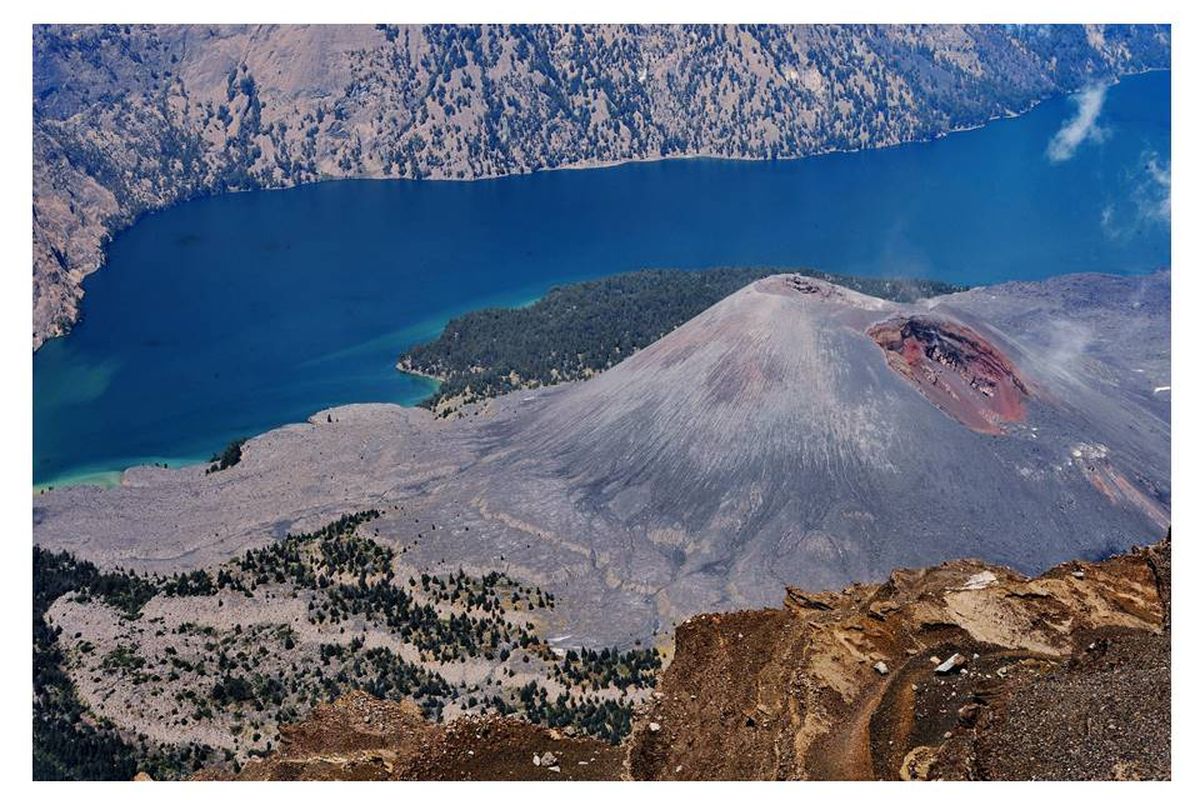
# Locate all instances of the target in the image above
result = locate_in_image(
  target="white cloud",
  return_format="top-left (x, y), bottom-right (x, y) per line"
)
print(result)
top-left (1100, 151), bottom-right (1171, 240)
top-left (1047, 84), bottom-right (1109, 163)
top-left (1139, 154), bottom-right (1171, 224)
top-left (1099, 204), bottom-right (1115, 234)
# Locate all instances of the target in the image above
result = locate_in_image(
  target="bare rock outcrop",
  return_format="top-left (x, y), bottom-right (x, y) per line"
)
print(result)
top-left (201, 691), bottom-right (625, 781)
top-left (627, 541), bottom-right (1170, 780)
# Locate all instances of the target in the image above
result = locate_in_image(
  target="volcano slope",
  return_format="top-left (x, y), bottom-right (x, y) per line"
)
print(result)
top-left (33, 271), bottom-right (1170, 647)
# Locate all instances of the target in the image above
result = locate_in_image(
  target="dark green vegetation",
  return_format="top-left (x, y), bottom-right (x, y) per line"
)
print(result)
top-left (206, 437), bottom-right (247, 473)
top-left (33, 548), bottom-right (214, 780)
top-left (514, 683), bottom-right (635, 745)
top-left (233, 509), bottom-right (387, 590)
top-left (552, 646), bottom-right (664, 692)
top-left (400, 267), bottom-right (966, 409)
top-left (36, 511), bottom-right (662, 776)
top-left (222, 510), bottom-right (655, 740)
top-left (232, 511), bottom-right (551, 664)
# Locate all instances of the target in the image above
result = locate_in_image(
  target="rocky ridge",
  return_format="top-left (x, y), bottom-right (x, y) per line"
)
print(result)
top-left (199, 540), bottom-right (1170, 780)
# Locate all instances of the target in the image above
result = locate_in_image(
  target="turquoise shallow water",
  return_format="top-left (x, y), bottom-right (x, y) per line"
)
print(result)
top-left (33, 71), bottom-right (1170, 487)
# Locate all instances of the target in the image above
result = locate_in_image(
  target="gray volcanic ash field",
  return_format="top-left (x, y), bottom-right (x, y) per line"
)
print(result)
top-left (34, 272), bottom-right (1170, 646)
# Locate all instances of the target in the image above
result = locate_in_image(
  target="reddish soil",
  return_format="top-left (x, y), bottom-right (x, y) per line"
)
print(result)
top-left (200, 691), bottom-right (625, 781)
top-left (868, 316), bottom-right (1030, 434)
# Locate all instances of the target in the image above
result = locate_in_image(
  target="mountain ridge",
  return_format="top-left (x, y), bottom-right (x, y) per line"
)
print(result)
top-left (191, 539), bottom-right (1170, 780)
top-left (33, 24), bottom-right (1170, 346)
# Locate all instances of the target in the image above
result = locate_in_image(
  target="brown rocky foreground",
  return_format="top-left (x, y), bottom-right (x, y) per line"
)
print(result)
top-left (199, 540), bottom-right (1169, 781)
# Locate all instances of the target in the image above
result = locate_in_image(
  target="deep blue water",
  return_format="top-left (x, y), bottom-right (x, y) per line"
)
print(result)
top-left (33, 71), bottom-right (1171, 487)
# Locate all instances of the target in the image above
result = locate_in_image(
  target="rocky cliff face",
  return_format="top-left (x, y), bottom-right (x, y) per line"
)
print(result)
top-left (32, 24), bottom-right (1170, 346)
top-left (627, 539), bottom-right (1170, 780)
top-left (200, 540), bottom-right (1169, 781)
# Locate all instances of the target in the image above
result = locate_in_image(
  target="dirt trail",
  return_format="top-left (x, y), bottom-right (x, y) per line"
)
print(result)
top-left (628, 541), bottom-right (1168, 781)
top-left (809, 674), bottom-right (890, 779)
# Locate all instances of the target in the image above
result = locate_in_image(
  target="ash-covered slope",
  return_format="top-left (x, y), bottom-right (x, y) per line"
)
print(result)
top-left (33, 272), bottom-right (1169, 645)
top-left (458, 273), bottom-right (1169, 621)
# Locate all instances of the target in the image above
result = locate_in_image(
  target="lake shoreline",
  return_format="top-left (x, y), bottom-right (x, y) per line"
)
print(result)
top-left (33, 67), bottom-right (1170, 354)
top-left (33, 70), bottom-right (1170, 489)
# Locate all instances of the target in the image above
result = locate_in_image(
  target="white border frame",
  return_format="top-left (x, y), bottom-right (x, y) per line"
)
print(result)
top-left (3, 2), bottom-right (1192, 795)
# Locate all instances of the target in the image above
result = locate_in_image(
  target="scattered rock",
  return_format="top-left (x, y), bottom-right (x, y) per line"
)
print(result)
top-left (1111, 760), bottom-right (1145, 780)
top-left (785, 590), bottom-right (834, 612)
top-left (962, 571), bottom-right (998, 590)
top-left (648, 722), bottom-right (662, 733)
top-left (874, 661), bottom-right (889, 675)
top-left (935, 653), bottom-right (968, 674)
top-left (899, 746), bottom-right (938, 781)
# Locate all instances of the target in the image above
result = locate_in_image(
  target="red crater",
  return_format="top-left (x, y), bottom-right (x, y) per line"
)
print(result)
top-left (868, 316), bottom-right (1031, 435)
